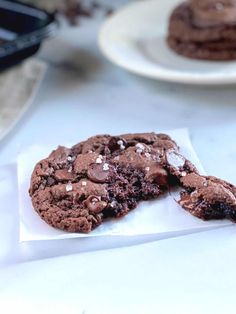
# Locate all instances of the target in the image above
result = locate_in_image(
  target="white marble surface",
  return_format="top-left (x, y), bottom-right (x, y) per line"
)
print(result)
top-left (1, 1), bottom-right (236, 313)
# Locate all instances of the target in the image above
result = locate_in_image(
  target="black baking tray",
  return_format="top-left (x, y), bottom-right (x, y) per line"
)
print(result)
top-left (0, 0), bottom-right (58, 69)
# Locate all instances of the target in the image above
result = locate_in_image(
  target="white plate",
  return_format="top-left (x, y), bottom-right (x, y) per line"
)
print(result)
top-left (99, 0), bottom-right (236, 85)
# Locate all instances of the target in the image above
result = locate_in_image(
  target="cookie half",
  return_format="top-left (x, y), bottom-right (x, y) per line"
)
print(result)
top-left (167, 2), bottom-right (236, 60)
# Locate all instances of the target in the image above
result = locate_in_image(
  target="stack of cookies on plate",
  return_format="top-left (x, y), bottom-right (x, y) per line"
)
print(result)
top-left (167, 0), bottom-right (236, 60)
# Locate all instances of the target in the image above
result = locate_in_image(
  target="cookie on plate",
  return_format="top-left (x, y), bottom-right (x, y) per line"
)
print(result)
top-left (167, 0), bottom-right (236, 60)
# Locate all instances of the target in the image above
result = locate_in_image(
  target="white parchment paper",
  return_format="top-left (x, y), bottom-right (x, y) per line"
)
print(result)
top-left (18, 129), bottom-right (232, 242)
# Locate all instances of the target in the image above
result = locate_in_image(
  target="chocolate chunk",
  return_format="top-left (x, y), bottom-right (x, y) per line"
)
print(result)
top-left (145, 165), bottom-right (168, 186)
top-left (87, 163), bottom-right (111, 183)
top-left (47, 177), bottom-right (55, 186)
top-left (83, 195), bottom-right (107, 213)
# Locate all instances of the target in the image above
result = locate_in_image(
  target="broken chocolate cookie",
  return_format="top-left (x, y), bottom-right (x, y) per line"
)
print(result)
top-left (30, 132), bottom-right (195, 233)
top-left (29, 132), bottom-right (236, 232)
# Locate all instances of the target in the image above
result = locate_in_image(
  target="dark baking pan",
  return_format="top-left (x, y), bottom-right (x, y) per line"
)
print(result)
top-left (0, 0), bottom-right (58, 69)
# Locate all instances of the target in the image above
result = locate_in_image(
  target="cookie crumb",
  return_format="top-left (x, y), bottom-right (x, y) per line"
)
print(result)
top-left (81, 181), bottom-right (87, 186)
top-left (145, 167), bottom-right (150, 172)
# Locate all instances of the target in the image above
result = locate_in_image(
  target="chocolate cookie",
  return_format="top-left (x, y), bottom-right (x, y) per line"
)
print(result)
top-left (30, 132), bottom-right (197, 233)
top-left (167, 1), bottom-right (236, 60)
top-left (179, 173), bottom-right (236, 221)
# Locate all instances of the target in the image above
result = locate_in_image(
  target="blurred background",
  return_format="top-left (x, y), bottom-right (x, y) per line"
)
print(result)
top-left (1, 2), bottom-right (236, 312)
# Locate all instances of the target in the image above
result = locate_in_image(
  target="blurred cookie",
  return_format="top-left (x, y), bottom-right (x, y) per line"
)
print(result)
top-left (167, 1), bottom-right (236, 60)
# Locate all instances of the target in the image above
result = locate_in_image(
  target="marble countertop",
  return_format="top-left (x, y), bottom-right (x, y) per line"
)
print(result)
top-left (0, 1), bottom-right (236, 313)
